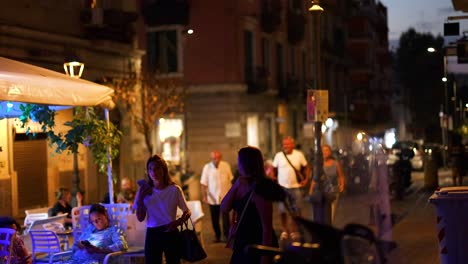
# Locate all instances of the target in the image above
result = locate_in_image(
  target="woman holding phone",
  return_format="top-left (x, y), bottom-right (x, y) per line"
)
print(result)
top-left (134, 154), bottom-right (191, 264)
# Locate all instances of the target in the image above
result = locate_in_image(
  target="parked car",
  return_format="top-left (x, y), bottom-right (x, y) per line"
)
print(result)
top-left (386, 141), bottom-right (423, 170)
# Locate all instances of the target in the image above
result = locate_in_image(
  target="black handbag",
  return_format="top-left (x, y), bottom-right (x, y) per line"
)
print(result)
top-left (179, 218), bottom-right (207, 262)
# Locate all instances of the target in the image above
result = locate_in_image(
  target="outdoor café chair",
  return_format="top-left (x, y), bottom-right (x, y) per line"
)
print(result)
top-left (71, 203), bottom-right (130, 242)
top-left (0, 228), bottom-right (15, 264)
top-left (42, 222), bottom-right (70, 250)
top-left (29, 230), bottom-right (71, 264)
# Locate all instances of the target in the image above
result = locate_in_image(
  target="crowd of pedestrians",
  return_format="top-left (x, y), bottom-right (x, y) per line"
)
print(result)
top-left (3, 136), bottom-right (353, 264)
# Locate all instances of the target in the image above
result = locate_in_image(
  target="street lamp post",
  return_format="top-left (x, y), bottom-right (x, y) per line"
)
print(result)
top-left (63, 60), bottom-right (85, 206)
top-left (442, 50), bottom-right (449, 168)
top-left (428, 47), bottom-right (449, 168)
top-left (308, 0), bottom-right (328, 224)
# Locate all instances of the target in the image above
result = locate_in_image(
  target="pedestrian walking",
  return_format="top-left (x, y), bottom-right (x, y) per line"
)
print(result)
top-left (272, 137), bottom-right (310, 241)
top-left (201, 150), bottom-right (234, 242)
top-left (221, 146), bottom-right (279, 264)
top-left (134, 154), bottom-right (191, 264)
top-left (309, 144), bottom-right (345, 224)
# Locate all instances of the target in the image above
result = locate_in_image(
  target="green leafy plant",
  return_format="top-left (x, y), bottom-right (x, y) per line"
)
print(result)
top-left (19, 104), bottom-right (121, 172)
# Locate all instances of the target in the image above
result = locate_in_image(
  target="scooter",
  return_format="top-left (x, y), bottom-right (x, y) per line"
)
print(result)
top-left (249, 182), bottom-right (386, 264)
top-left (389, 148), bottom-right (413, 200)
top-left (246, 217), bottom-right (385, 264)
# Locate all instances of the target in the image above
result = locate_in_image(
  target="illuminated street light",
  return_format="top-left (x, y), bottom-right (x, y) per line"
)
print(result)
top-left (442, 77), bottom-right (447, 82)
top-left (427, 47), bottom-right (436, 53)
top-left (63, 61), bottom-right (84, 78)
top-left (308, 0), bottom-right (324, 12)
top-left (187, 29), bottom-right (194, 35)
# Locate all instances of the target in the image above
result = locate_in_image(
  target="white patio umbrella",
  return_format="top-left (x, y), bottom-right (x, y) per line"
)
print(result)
top-left (0, 56), bottom-right (116, 203)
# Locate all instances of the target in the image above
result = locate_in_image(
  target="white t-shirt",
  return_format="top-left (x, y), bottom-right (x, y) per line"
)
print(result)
top-left (200, 160), bottom-right (233, 205)
top-left (134, 184), bottom-right (188, 228)
top-left (272, 149), bottom-right (308, 189)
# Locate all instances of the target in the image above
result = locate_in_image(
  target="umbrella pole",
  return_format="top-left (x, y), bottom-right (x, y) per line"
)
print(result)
top-left (105, 108), bottom-right (114, 204)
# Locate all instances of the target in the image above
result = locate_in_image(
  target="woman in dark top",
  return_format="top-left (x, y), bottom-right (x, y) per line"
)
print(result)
top-left (50, 187), bottom-right (82, 228)
top-left (221, 146), bottom-right (280, 264)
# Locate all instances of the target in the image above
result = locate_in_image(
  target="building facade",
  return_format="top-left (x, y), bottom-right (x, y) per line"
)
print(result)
top-left (0, 0), bottom-right (142, 216)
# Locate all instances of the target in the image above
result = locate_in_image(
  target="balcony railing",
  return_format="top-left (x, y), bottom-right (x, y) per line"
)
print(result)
top-left (141, 0), bottom-right (189, 26)
top-left (80, 8), bottom-right (138, 43)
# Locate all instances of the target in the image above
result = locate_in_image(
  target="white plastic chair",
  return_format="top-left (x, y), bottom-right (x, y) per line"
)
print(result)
top-left (0, 228), bottom-right (15, 264)
top-left (42, 222), bottom-right (69, 250)
top-left (23, 215), bottom-right (68, 236)
top-left (24, 213), bottom-right (48, 227)
top-left (29, 230), bottom-right (70, 264)
top-left (71, 204), bottom-right (131, 242)
top-left (71, 204), bottom-right (138, 264)
top-left (187, 200), bottom-right (205, 248)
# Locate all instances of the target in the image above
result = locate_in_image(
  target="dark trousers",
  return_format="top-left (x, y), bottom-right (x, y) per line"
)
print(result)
top-left (145, 226), bottom-right (181, 264)
top-left (209, 204), bottom-right (230, 240)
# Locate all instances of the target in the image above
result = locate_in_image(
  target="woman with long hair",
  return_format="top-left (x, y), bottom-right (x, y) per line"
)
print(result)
top-left (309, 144), bottom-right (345, 223)
top-left (134, 154), bottom-right (191, 264)
top-left (221, 146), bottom-right (280, 264)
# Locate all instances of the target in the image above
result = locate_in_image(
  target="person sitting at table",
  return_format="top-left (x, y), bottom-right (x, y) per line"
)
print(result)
top-left (49, 187), bottom-right (82, 229)
top-left (67, 203), bottom-right (128, 264)
top-left (101, 177), bottom-right (136, 206)
top-left (0, 216), bottom-right (32, 264)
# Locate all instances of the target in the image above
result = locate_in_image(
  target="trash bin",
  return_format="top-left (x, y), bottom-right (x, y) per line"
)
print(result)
top-left (429, 187), bottom-right (468, 264)
top-left (424, 153), bottom-right (439, 190)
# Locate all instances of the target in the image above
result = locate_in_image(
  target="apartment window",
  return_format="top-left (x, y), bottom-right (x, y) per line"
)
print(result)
top-left (262, 37), bottom-right (271, 73)
top-left (244, 30), bottom-right (255, 81)
top-left (147, 29), bottom-right (180, 73)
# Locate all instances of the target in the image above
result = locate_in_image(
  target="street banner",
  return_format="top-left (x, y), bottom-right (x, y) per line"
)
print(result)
top-left (307, 89), bottom-right (328, 122)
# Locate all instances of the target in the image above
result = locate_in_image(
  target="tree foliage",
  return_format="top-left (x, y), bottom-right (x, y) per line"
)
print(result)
top-left (104, 72), bottom-right (185, 154)
top-left (19, 104), bottom-right (122, 172)
top-left (395, 28), bottom-right (445, 137)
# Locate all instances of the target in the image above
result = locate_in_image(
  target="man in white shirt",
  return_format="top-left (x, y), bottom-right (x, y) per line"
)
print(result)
top-left (200, 151), bottom-right (234, 243)
top-left (273, 137), bottom-right (310, 242)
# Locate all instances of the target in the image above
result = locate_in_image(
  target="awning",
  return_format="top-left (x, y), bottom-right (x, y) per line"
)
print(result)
top-left (0, 56), bottom-right (116, 203)
top-left (0, 56), bottom-right (113, 108)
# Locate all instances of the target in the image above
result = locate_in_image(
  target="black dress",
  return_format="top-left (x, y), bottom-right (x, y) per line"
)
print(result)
top-left (230, 190), bottom-right (278, 264)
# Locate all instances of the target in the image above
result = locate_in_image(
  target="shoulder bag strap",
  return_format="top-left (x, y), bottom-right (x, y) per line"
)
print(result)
top-left (233, 188), bottom-right (255, 232)
top-left (283, 151), bottom-right (302, 181)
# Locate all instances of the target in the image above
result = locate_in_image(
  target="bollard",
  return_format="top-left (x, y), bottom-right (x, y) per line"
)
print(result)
top-left (424, 155), bottom-right (439, 190)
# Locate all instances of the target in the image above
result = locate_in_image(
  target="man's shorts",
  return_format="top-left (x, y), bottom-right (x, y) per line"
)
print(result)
top-left (278, 187), bottom-right (303, 214)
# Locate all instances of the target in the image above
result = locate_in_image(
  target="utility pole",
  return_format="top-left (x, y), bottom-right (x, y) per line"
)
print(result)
top-left (308, 0), bottom-right (328, 224)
